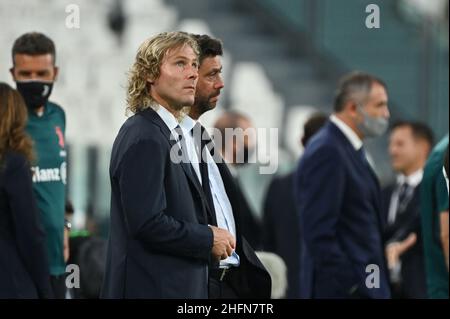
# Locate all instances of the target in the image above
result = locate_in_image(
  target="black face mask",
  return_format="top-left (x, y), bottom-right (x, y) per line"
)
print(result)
top-left (16, 80), bottom-right (53, 110)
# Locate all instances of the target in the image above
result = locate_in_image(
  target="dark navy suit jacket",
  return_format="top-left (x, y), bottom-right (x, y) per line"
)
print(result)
top-left (294, 121), bottom-right (391, 299)
top-left (101, 108), bottom-right (214, 298)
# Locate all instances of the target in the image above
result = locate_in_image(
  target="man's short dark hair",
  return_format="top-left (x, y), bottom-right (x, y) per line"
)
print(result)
top-left (390, 120), bottom-right (434, 149)
top-left (334, 71), bottom-right (387, 112)
top-left (302, 112), bottom-right (328, 147)
top-left (12, 32), bottom-right (56, 65)
top-left (191, 34), bottom-right (223, 64)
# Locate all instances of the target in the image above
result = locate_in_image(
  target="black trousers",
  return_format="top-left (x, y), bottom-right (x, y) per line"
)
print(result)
top-left (209, 277), bottom-right (239, 299)
top-left (208, 268), bottom-right (240, 299)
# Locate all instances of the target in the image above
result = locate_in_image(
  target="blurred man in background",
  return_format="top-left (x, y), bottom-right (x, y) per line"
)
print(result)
top-left (420, 135), bottom-right (449, 298)
top-left (382, 121), bottom-right (433, 298)
top-left (10, 32), bottom-right (68, 299)
top-left (295, 72), bottom-right (391, 298)
top-left (263, 112), bottom-right (327, 298)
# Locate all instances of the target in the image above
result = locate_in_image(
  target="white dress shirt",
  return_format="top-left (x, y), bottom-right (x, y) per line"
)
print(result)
top-left (180, 116), bottom-right (240, 268)
top-left (387, 169), bottom-right (423, 224)
top-left (156, 105), bottom-right (179, 132)
top-left (179, 116), bottom-right (202, 183)
top-left (156, 109), bottom-right (240, 266)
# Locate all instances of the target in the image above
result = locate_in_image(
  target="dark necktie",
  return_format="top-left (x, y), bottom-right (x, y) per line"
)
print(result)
top-left (192, 124), bottom-right (217, 226)
top-left (173, 125), bottom-right (198, 179)
top-left (396, 182), bottom-right (411, 215)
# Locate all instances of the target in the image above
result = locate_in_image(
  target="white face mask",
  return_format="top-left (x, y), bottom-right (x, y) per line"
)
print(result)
top-left (356, 106), bottom-right (389, 138)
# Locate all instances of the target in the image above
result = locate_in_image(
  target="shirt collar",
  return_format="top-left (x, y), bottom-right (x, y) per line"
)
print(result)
top-left (179, 115), bottom-right (197, 134)
top-left (155, 105), bottom-right (179, 131)
top-left (396, 169), bottom-right (424, 187)
top-left (330, 114), bottom-right (363, 151)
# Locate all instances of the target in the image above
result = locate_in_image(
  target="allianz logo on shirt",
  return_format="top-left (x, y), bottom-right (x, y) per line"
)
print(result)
top-left (31, 162), bottom-right (67, 185)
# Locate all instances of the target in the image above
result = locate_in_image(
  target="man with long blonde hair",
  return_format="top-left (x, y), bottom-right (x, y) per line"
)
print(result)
top-left (102, 31), bottom-right (235, 298)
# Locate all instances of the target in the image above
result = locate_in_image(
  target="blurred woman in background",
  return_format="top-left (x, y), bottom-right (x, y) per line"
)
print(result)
top-left (0, 82), bottom-right (52, 298)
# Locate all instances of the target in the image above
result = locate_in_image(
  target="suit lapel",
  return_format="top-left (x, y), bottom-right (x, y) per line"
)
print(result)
top-left (329, 122), bottom-right (383, 230)
top-left (139, 108), bottom-right (211, 223)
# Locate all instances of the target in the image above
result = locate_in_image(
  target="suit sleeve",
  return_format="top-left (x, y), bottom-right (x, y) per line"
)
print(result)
top-left (297, 145), bottom-right (360, 296)
top-left (5, 155), bottom-right (52, 298)
top-left (117, 138), bottom-right (213, 261)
